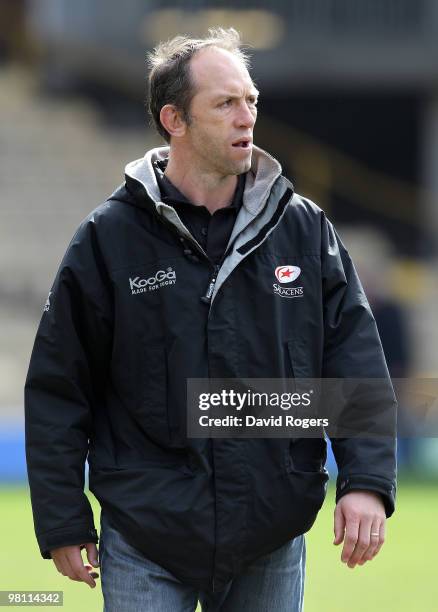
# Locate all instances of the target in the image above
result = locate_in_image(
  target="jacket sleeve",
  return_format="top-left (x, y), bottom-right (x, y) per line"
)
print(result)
top-left (24, 215), bottom-right (113, 558)
top-left (320, 213), bottom-right (397, 517)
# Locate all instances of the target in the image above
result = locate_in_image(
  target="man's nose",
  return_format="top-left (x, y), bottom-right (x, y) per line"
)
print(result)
top-left (235, 102), bottom-right (256, 128)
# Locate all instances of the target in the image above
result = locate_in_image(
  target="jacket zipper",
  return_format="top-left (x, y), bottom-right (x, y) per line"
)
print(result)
top-left (201, 264), bottom-right (220, 305)
top-left (159, 218), bottom-right (222, 308)
top-left (200, 233), bottom-right (241, 307)
top-left (153, 207), bottom-right (237, 310)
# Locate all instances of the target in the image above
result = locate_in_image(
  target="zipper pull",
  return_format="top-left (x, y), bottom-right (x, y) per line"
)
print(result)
top-left (200, 265), bottom-right (220, 305)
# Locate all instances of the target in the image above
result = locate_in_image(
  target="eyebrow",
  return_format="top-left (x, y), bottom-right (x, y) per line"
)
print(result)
top-left (214, 89), bottom-right (260, 101)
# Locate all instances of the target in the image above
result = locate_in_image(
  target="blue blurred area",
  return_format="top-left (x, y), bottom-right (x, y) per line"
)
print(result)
top-left (2, 425), bottom-right (434, 483)
top-left (4, 427), bottom-right (335, 482)
top-left (0, 426), bottom-right (27, 482)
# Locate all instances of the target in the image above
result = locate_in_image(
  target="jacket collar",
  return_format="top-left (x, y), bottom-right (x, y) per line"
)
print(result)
top-left (152, 157), bottom-right (246, 213)
top-left (123, 145), bottom-right (294, 308)
top-left (124, 144), bottom-right (283, 217)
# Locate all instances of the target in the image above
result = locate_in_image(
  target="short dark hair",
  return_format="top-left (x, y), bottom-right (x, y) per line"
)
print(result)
top-left (146, 27), bottom-right (251, 143)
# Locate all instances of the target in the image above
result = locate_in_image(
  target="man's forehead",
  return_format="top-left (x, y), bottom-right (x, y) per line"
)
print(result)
top-left (190, 46), bottom-right (256, 95)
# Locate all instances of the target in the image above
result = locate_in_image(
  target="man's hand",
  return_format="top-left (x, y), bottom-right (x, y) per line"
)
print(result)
top-left (51, 542), bottom-right (100, 588)
top-left (333, 490), bottom-right (386, 568)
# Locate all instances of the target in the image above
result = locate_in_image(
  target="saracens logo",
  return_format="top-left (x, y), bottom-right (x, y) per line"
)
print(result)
top-left (274, 265), bottom-right (301, 284)
top-left (273, 265), bottom-right (304, 299)
top-left (129, 267), bottom-right (176, 295)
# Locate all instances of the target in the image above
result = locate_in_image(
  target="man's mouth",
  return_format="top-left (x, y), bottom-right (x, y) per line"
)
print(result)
top-left (231, 139), bottom-right (252, 148)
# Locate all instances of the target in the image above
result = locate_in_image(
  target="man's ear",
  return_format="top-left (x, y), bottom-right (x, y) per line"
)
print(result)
top-left (160, 104), bottom-right (187, 139)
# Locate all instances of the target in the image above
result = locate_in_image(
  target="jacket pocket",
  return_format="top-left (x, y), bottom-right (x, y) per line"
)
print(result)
top-left (243, 439), bottom-right (329, 563)
top-left (283, 458), bottom-right (329, 532)
top-left (286, 337), bottom-right (319, 400)
top-left (284, 438), bottom-right (329, 526)
top-left (285, 437), bottom-right (328, 474)
top-left (142, 345), bottom-right (170, 444)
top-left (286, 337), bottom-right (313, 378)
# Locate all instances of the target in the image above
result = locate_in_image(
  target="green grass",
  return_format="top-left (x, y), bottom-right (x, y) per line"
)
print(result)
top-left (305, 480), bottom-right (438, 611)
top-left (1, 481), bottom-right (436, 611)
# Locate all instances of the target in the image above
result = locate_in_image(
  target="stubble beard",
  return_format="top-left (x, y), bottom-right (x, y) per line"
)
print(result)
top-left (209, 147), bottom-right (252, 177)
top-left (190, 128), bottom-right (252, 178)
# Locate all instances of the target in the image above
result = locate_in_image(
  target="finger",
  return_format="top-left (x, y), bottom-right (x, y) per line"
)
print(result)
top-left (371, 520), bottom-right (386, 559)
top-left (55, 552), bottom-right (74, 578)
top-left (341, 515), bottom-right (360, 564)
top-left (85, 542), bottom-right (100, 567)
top-left (67, 548), bottom-right (96, 588)
top-left (333, 505), bottom-right (346, 545)
top-left (358, 519), bottom-right (381, 564)
top-left (74, 562), bottom-right (97, 588)
top-left (84, 564), bottom-right (100, 580)
top-left (76, 565), bottom-right (97, 588)
top-left (347, 517), bottom-right (372, 568)
top-left (60, 552), bottom-right (81, 582)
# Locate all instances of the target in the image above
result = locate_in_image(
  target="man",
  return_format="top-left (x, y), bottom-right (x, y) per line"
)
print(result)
top-left (25, 28), bottom-right (396, 611)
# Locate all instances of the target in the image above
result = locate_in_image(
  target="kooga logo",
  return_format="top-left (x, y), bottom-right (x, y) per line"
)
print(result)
top-left (129, 267), bottom-right (176, 295)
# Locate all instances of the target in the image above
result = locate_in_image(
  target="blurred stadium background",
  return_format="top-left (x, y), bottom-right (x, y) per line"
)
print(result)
top-left (1, 1), bottom-right (437, 610)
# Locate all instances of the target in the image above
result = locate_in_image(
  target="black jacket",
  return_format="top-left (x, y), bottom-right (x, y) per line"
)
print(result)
top-left (25, 146), bottom-right (397, 592)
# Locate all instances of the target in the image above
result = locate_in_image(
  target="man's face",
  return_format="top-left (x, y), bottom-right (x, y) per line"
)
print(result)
top-left (181, 46), bottom-right (258, 176)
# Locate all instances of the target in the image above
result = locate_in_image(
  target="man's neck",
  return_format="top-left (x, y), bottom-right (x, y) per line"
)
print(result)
top-left (164, 150), bottom-right (238, 215)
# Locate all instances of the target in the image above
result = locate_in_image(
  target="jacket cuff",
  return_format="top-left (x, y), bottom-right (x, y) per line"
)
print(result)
top-left (335, 474), bottom-right (396, 518)
top-left (37, 524), bottom-right (99, 559)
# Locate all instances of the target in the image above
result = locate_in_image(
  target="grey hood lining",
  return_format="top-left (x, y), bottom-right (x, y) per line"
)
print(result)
top-left (210, 180), bottom-right (293, 306)
top-left (124, 145), bottom-right (290, 307)
top-left (124, 144), bottom-right (282, 217)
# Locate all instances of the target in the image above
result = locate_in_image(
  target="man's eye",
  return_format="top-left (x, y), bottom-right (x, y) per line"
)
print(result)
top-left (248, 97), bottom-right (258, 106)
top-left (221, 99), bottom-right (232, 107)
